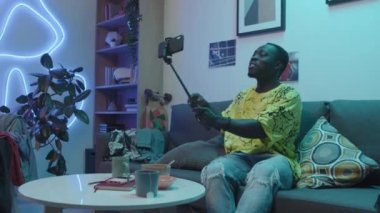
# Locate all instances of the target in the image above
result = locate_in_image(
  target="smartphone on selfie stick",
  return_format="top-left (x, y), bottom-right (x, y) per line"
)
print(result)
top-left (158, 35), bottom-right (190, 99)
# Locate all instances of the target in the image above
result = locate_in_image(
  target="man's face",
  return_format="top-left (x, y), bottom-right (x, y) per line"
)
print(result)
top-left (248, 44), bottom-right (279, 80)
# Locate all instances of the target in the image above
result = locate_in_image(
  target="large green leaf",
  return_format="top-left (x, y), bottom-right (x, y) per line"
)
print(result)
top-left (47, 165), bottom-right (57, 175)
top-left (68, 83), bottom-right (76, 97)
top-left (52, 119), bottom-right (68, 135)
top-left (46, 156), bottom-right (66, 176)
top-left (45, 149), bottom-right (57, 160)
top-left (30, 73), bottom-right (48, 78)
top-left (38, 76), bottom-right (51, 93)
top-left (16, 95), bottom-right (28, 104)
top-left (40, 124), bottom-right (52, 140)
top-left (56, 155), bottom-right (67, 175)
top-left (37, 93), bottom-right (51, 108)
top-left (72, 67), bottom-right (83, 73)
top-left (56, 130), bottom-right (69, 141)
top-left (52, 100), bottom-right (65, 108)
top-left (44, 94), bottom-right (53, 109)
top-left (50, 82), bottom-right (64, 95)
top-left (40, 53), bottom-right (53, 69)
top-left (75, 79), bottom-right (85, 90)
top-left (64, 95), bottom-right (74, 106)
top-left (63, 106), bottom-right (74, 117)
top-left (74, 109), bottom-right (89, 124)
top-left (55, 139), bottom-right (62, 151)
top-left (0, 105), bottom-right (10, 113)
top-left (74, 89), bottom-right (91, 103)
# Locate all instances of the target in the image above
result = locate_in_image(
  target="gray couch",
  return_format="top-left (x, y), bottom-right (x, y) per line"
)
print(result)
top-left (95, 100), bottom-right (380, 213)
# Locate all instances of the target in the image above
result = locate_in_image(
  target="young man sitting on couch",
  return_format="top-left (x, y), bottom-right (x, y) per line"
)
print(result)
top-left (188, 43), bottom-right (302, 213)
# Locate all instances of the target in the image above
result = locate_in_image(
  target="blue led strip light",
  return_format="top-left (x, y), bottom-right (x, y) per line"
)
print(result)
top-left (1, 0), bottom-right (87, 127)
top-left (0, 0), bottom-right (65, 58)
top-left (4, 68), bottom-right (29, 106)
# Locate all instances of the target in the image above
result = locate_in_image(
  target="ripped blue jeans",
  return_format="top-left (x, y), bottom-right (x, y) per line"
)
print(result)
top-left (201, 152), bottom-right (294, 213)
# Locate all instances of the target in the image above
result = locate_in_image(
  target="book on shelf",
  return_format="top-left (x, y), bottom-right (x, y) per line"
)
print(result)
top-left (124, 104), bottom-right (138, 113)
top-left (131, 65), bottom-right (138, 84)
top-left (105, 66), bottom-right (116, 85)
top-left (99, 123), bottom-right (108, 133)
top-left (92, 177), bottom-right (135, 192)
top-left (125, 108), bottom-right (138, 113)
top-left (98, 124), bottom-right (125, 133)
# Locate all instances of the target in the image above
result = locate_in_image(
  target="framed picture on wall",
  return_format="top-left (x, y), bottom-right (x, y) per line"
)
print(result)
top-left (280, 51), bottom-right (298, 82)
top-left (237, 0), bottom-right (285, 36)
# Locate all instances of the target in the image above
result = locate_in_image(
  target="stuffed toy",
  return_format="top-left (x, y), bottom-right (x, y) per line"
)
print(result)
top-left (140, 89), bottom-right (172, 131)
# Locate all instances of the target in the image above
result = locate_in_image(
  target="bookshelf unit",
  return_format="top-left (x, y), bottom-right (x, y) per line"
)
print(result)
top-left (95, 0), bottom-right (138, 135)
top-left (94, 0), bottom-right (165, 144)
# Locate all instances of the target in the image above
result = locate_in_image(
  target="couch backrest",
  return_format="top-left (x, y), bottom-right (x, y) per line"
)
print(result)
top-left (169, 100), bottom-right (329, 148)
top-left (296, 101), bottom-right (329, 146)
top-left (169, 101), bottom-right (231, 147)
top-left (169, 99), bottom-right (380, 184)
top-left (329, 100), bottom-right (380, 164)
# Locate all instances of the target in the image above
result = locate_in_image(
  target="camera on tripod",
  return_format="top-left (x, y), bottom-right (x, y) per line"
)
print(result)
top-left (158, 35), bottom-right (184, 59)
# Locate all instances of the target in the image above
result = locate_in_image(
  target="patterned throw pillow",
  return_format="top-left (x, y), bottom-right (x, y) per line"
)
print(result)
top-left (297, 116), bottom-right (379, 188)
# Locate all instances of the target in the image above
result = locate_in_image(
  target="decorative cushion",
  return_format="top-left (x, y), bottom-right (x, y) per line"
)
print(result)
top-left (297, 116), bottom-right (379, 188)
top-left (155, 140), bottom-right (225, 170)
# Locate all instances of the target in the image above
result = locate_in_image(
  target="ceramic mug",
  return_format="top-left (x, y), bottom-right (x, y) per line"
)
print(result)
top-left (135, 170), bottom-right (160, 198)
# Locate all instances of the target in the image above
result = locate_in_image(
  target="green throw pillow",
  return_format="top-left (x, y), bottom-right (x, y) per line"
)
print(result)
top-left (297, 116), bottom-right (379, 188)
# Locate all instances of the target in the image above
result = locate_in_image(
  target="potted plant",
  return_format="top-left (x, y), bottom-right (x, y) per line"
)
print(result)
top-left (124, 0), bottom-right (141, 66)
top-left (124, 0), bottom-right (140, 44)
top-left (0, 53), bottom-right (91, 176)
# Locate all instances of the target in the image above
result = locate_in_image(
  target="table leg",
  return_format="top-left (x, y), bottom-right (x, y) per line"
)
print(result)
top-left (44, 206), bottom-right (63, 213)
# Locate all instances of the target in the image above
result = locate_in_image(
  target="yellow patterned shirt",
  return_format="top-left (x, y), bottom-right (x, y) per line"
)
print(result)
top-left (222, 84), bottom-right (302, 179)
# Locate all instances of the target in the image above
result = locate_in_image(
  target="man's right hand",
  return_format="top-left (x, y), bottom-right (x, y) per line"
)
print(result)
top-left (188, 94), bottom-right (214, 130)
top-left (188, 93), bottom-right (210, 108)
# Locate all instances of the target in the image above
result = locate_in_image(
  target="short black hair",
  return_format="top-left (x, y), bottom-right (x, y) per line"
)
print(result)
top-left (267, 43), bottom-right (289, 74)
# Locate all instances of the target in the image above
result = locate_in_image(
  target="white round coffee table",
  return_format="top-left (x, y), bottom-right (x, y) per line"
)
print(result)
top-left (18, 173), bottom-right (205, 213)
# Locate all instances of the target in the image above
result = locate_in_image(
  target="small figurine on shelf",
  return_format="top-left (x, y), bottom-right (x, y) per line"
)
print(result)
top-left (107, 94), bottom-right (118, 111)
top-left (105, 31), bottom-right (122, 47)
top-left (140, 89), bottom-right (172, 131)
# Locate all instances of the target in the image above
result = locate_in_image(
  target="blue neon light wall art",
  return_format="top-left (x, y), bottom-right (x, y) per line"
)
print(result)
top-left (0, 0), bottom-right (86, 127)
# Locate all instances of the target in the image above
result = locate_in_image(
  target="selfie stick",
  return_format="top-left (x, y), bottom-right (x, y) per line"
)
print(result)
top-left (163, 52), bottom-right (210, 131)
top-left (163, 56), bottom-right (191, 99)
